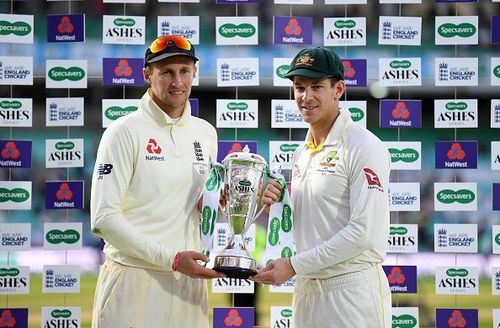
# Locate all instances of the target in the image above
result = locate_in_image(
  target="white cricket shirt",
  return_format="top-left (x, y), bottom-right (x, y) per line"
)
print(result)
top-left (290, 110), bottom-right (391, 279)
top-left (91, 90), bottom-right (217, 272)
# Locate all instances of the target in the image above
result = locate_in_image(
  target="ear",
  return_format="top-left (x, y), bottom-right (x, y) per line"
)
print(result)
top-left (193, 64), bottom-right (198, 79)
top-left (334, 80), bottom-right (346, 100)
top-left (143, 67), bottom-right (151, 84)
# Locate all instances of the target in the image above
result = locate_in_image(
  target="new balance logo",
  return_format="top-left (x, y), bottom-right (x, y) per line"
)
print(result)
top-left (97, 163), bottom-right (113, 179)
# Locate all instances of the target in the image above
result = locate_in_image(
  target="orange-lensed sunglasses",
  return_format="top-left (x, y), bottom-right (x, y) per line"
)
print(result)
top-left (149, 35), bottom-right (192, 54)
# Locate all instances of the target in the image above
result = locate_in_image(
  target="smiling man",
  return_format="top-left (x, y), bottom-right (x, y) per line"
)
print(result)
top-left (90, 35), bottom-right (223, 328)
top-left (254, 47), bottom-right (392, 327)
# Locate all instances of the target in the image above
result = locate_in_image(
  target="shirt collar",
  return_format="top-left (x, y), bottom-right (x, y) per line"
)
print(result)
top-left (304, 110), bottom-right (351, 153)
top-left (141, 89), bottom-right (191, 127)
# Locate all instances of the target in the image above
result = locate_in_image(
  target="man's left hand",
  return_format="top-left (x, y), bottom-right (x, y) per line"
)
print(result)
top-left (250, 258), bottom-right (295, 285)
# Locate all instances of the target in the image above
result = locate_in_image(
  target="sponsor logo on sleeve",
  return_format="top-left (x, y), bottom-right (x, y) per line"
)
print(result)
top-left (363, 168), bottom-right (384, 192)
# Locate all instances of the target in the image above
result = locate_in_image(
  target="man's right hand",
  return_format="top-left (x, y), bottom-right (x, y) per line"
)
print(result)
top-left (174, 251), bottom-right (225, 279)
top-left (261, 179), bottom-right (283, 208)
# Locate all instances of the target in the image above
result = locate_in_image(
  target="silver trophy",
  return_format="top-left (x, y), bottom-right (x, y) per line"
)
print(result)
top-left (213, 146), bottom-right (268, 279)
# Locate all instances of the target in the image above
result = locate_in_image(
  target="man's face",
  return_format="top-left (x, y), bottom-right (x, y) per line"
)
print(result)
top-left (143, 56), bottom-right (196, 116)
top-left (292, 76), bottom-right (345, 126)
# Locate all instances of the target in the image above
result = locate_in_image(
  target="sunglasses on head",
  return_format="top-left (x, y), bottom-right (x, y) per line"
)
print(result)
top-left (149, 35), bottom-right (192, 53)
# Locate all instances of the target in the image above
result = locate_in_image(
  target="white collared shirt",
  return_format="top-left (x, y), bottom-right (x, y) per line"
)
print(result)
top-left (290, 110), bottom-right (391, 279)
top-left (91, 91), bottom-right (217, 271)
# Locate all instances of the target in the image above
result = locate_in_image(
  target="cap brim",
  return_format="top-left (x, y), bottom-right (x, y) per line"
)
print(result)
top-left (285, 68), bottom-right (333, 80)
top-left (146, 52), bottom-right (199, 65)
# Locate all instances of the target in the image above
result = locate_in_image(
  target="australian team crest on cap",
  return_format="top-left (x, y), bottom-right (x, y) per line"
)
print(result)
top-left (295, 54), bottom-right (314, 67)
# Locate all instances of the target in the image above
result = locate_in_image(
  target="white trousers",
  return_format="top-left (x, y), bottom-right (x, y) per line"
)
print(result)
top-left (92, 259), bottom-right (209, 328)
top-left (293, 264), bottom-right (392, 328)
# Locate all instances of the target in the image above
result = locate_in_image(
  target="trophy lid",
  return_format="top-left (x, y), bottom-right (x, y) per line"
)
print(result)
top-left (222, 144), bottom-right (267, 166)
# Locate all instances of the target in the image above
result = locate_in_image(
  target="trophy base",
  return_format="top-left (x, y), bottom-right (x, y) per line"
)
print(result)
top-left (213, 255), bottom-right (257, 279)
top-left (214, 266), bottom-right (257, 279)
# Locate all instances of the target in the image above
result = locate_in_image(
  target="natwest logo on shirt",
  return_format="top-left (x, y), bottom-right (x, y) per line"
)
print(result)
top-left (363, 168), bottom-right (384, 192)
top-left (145, 138), bottom-right (165, 161)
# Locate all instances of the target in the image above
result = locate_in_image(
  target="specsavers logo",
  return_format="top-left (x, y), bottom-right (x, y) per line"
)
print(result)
top-left (0, 188), bottom-right (29, 203)
top-left (446, 268), bottom-right (468, 277)
top-left (51, 309), bottom-right (72, 319)
top-left (446, 101), bottom-right (467, 110)
top-left (0, 268), bottom-right (19, 276)
top-left (390, 60), bottom-right (411, 69)
top-left (114, 17), bottom-right (135, 27)
top-left (494, 65), bottom-right (500, 78)
top-left (437, 189), bottom-right (475, 204)
top-left (335, 19), bottom-right (355, 28)
top-left (392, 314), bottom-right (417, 328)
top-left (48, 67), bottom-right (85, 81)
top-left (275, 64), bottom-right (290, 79)
top-left (0, 100), bottom-right (21, 109)
top-left (0, 20), bottom-right (31, 36)
top-left (219, 23), bottom-right (255, 38)
top-left (227, 102), bottom-right (247, 110)
top-left (46, 229), bottom-right (80, 245)
top-left (438, 23), bottom-right (476, 38)
top-left (390, 226), bottom-right (407, 235)
top-left (389, 148), bottom-right (418, 163)
top-left (348, 107), bottom-right (364, 122)
top-left (104, 106), bottom-right (137, 120)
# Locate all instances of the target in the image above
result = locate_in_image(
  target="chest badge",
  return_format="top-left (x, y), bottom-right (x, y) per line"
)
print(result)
top-left (319, 150), bottom-right (339, 167)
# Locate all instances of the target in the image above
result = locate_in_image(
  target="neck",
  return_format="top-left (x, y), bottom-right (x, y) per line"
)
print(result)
top-left (309, 110), bottom-right (340, 146)
top-left (149, 89), bottom-right (184, 118)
